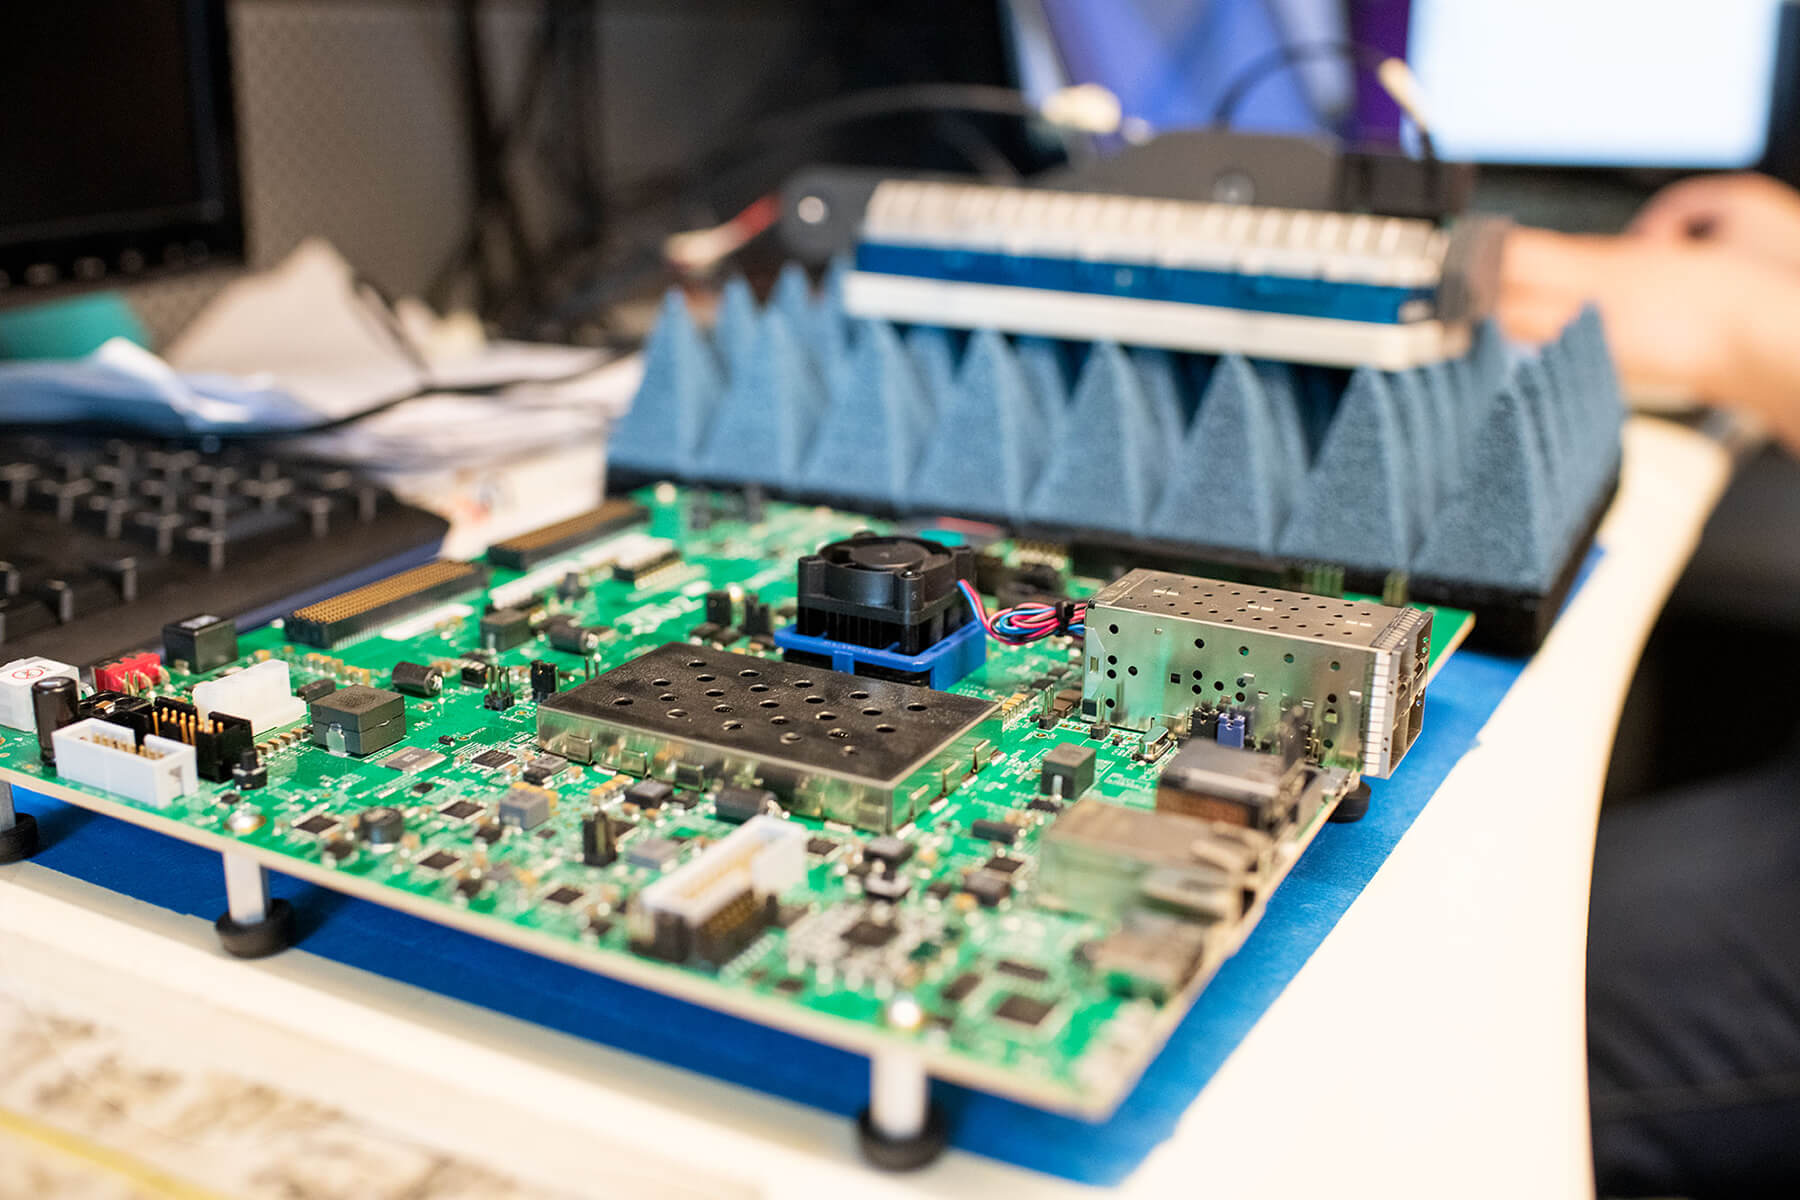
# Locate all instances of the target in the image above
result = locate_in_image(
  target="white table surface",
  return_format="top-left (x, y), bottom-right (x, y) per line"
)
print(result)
top-left (0, 415), bottom-right (1734, 1199)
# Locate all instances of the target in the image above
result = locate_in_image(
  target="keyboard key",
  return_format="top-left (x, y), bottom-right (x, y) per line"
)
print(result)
top-left (1, 463), bottom-right (39, 506)
top-left (0, 595), bottom-right (56, 645)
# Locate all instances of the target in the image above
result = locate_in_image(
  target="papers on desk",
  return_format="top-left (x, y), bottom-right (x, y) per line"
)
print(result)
top-left (282, 355), bottom-right (642, 471)
top-left (160, 238), bottom-right (644, 552)
top-left (164, 238), bottom-right (642, 468)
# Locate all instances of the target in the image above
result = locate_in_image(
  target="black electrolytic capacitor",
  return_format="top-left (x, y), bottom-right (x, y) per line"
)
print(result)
top-left (33, 677), bottom-right (80, 764)
top-left (391, 661), bottom-right (443, 698)
top-left (547, 617), bottom-right (599, 655)
top-left (528, 659), bottom-right (558, 701)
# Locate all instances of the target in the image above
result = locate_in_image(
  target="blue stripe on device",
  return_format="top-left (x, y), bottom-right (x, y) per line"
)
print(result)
top-left (854, 242), bottom-right (1434, 325)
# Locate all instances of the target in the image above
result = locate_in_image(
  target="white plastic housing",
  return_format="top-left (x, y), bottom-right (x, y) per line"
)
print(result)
top-left (191, 659), bottom-right (306, 734)
top-left (636, 815), bottom-right (805, 928)
top-left (843, 272), bottom-right (1466, 371)
top-left (0, 656), bottom-right (79, 731)
top-left (51, 718), bottom-right (198, 807)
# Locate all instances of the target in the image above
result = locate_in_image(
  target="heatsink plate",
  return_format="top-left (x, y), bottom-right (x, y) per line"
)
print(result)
top-left (537, 643), bottom-right (1000, 832)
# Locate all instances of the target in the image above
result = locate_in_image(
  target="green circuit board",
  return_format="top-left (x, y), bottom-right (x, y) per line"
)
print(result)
top-left (0, 486), bottom-right (1471, 1116)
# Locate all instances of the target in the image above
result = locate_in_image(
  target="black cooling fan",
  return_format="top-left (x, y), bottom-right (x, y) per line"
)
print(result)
top-left (793, 534), bottom-right (975, 655)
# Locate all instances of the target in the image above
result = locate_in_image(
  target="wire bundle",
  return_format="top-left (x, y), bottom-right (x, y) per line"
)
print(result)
top-left (957, 581), bottom-right (1085, 645)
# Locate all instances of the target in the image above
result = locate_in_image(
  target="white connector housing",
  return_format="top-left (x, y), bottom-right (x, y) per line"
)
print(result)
top-left (633, 815), bottom-right (805, 932)
top-left (191, 659), bottom-right (306, 734)
top-left (52, 718), bottom-right (198, 808)
top-left (0, 656), bottom-right (80, 731)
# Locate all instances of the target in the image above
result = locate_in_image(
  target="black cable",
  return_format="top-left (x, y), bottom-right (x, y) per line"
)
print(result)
top-left (209, 353), bottom-right (629, 442)
top-left (1208, 39), bottom-right (1437, 162)
top-left (429, 0), bottom-right (564, 313)
top-left (580, 81), bottom-right (1066, 233)
top-left (513, 82), bottom-right (1069, 330)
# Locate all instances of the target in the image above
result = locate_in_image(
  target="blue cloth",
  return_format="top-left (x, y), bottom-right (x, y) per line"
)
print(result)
top-left (0, 340), bottom-right (315, 433)
top-left (12, 616), bottom-right (1557, 1182)
top-left (1041, 0), bottom-right (1323, 139)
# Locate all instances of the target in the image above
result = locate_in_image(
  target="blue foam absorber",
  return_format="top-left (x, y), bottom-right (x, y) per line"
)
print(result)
top-left (1278, 367), bottom-right (1413, 570)
top-left (809, 262), bottom-right (855, 387)
top-left (1131, 347), bottom-right (1190, 452)
top-left (616, 266), bottom-right (1626, 598)
top-left (711, 275), bottom-right (761, 376)
top-left (1025, 341), bottom-right (1163, 535)
top-left (1466, 318), bottom-right (1509, 401)
top-left (770, 619), bottom-right (986, 691)
top-left (1559, 306), bottom-right (1626, 496)
top-left (904, 325), bottom-right (959, 422)
top-left (769, 261), bottom-right (813, 336)
top-left (1513, 357), bottom-right (1569, 519)
top-left (909, 328), bottom-right (1045, 521)
top-left (1147, 355), bottom-right (1287, 553)
top-left (1250, 359), bottom-right (1308, 491)
top-left (771, 260), bottom-right (847, 390)
top-left (1383, 364), bottom-right (1434, 534)
top-left (608, 288), bottom-right (723, 476)
top-left (1013, 336), bottom-right (1074, 445)
top-left (799, 321), bottom-right (930, 506)
top-left (696, 309), bottom-right (824, 486)
top-left (1414, 381), bottom-right (1558, 589)
top-left (1387, 367), bottom-right (1442, 512)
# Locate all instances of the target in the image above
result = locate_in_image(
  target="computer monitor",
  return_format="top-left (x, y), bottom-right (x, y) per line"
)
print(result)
top-left (1406, 0), bottom-right (1786, 169)
top-left (0, 1), bottom-right (243, 301)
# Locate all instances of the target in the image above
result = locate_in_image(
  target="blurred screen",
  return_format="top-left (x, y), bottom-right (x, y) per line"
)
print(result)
top-left (0, 1), bottom-right (225, 242)
top-left (1408, 0), bottom-right (1784, 167)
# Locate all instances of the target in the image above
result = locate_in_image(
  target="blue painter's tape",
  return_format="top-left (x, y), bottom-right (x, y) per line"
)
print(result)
top-left (854, 243), bottom-right (1433, 325)
top-left (770, 618), bottom-right (987, 691)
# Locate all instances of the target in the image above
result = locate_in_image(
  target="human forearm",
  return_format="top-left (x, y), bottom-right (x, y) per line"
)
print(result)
top-left (1714, 273), bottom-right (1800, 452)
top-left (1500, 228), bottom-right (1800, 453)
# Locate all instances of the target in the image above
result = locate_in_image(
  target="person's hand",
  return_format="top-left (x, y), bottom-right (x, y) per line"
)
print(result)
top-left (1628, 172), bottom-right (1800, 273)
top-left (1501, 229), bottom-right (1750, 396)
top-left (1499, 227), bottom-right (1800, 452)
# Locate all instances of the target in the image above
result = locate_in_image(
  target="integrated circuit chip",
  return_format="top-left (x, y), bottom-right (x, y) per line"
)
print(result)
top-left (843, 917), bottom-right (899, 948)
top-left (963, 869), bottom-right (1012, 907)
top-left (995, 993), bottom-right (1054, 1028)
top-left (439, 800), bottom-right (483, 821)
top-left (381, 745), bottom-right (447, 774)
top-left (941, 972), bottom-right (982, 1004)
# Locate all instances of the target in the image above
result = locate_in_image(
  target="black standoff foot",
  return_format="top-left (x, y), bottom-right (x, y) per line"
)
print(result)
top-left (856, 1103), bottom-right (949, 1172)
top-left (215, 898), bottom-right (296, 959)
top-left (0, 813), bottom-right (39, 864)
top-left (1329, 781), bottom-right (1372, 824)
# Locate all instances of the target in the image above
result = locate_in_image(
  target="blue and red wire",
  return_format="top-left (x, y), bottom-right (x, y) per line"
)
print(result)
top-left (956, 579), bottom-right (1085, 645)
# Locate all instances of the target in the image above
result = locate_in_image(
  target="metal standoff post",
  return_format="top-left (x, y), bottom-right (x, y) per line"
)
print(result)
top-left (214, 850), bottom-right (296, 958)
top-left (0, 778), bottom-right (38, 864)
